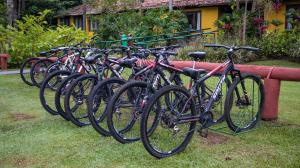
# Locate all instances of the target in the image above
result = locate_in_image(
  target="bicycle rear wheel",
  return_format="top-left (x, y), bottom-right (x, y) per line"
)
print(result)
top-left (20, 57), bottom-right (40, 86)
top-left (64, 74), bottom-right (98, 127)
top-left (55, 73), bottom-right (82, 120)
top-left (31, 59), bottom-right (54, 87)
top-left (39, 70), bottom-right (71, 115)
top-left (106, 81), bottom-right (154, 143)
top-left (88, 77), bottom-right (126, 136)
top-left (224, 74), bottom-right (264, 133)
top-left (140, 85), bottom-right (197, 158)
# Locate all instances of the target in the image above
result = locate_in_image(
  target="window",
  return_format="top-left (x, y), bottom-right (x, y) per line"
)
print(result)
top-left (62, 17), bottom-right (70, 26)
top-left (89, 17), bottom-right (98, 31)
top-left (186, 12), bottom-right (201, 31)
top-left (286, 5), bottom-right (300, 30)
top-left (75, 16), bottom-right (83, 30)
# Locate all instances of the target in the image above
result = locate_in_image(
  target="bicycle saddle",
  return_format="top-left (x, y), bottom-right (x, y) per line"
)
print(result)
top-left (119, 58), bottom-right (138, 68)
top-left (188, 52), bottom-right (206, 60)
top-left (182, 67), bottom-right (206, 79)
top-left (39, 51), bottom-right (48, 56)
top-left (84, 54), bottom-right (101, 64)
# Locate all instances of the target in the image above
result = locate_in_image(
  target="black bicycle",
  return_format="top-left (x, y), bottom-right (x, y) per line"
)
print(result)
top-left (63, 47), bottom-right (142, 127)
top-left (39, 47), bottom-right (97, 115)
top-left (140, 44), bottom-right (265, 158)
top-left (105, 46), bottom-right (203, 144)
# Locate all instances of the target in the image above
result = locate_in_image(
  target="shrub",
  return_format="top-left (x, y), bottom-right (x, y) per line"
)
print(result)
top-left (250, 30), bottom-right (300, 61)
top-left (95, 8), bottom-right (188, 41)
top-left (177, 34), bottom-right (260, 63)
top-left (0, 10), bottom-right (88, 67)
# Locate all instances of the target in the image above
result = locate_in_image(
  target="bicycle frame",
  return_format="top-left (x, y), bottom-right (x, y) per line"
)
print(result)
top-left (175, 50), bottom-right (245, 125)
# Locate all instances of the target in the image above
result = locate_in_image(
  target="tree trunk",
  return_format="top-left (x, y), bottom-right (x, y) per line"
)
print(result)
top-left (237, 0), bottom-right (240, 10)
top-left (236, 0), bottom-right (243, 40)
top-left (168, 0), bottom-right (173, 11)
top-left (6, 0), bottom-right (14, 26)
top-left (251, 1), bottom-right (256, 13)
top-left (6, 0), bottom-right (25, 26)
top-left (242, 0), bottom-right (248, 44)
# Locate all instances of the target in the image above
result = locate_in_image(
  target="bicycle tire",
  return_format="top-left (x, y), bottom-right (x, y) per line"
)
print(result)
top-left (39, 70), bottom-right (71, 115)
top-left (140, 85), bottom-right (197, 158)
top-left (55, 73), bottom-right (82, 120)
top-left (30, 58), bottom-right (54, 88)
top-left (224, 74), bottom-right (264, 133)
top-left (87, 77), bottom-right (126, 136)
top-left (64, 74), bottom-right (98, 127)
top-left (20, 57), bottom-right (40, 86)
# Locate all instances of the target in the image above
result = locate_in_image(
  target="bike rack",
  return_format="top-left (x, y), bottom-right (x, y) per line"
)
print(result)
top-left (208, 123), bottom-right (260, 136)
top-left (138, 60), bottom-right (300, 121)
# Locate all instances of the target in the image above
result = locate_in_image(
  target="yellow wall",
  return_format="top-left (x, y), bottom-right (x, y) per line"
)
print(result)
top-left (265, 4), bottom-right (286, 31)
top-left (201, 7), bottom-right (219, 32)
top-left (85, 16), bottom-right (90, 33)
top-left (70, 16), bottom-right (75, 26)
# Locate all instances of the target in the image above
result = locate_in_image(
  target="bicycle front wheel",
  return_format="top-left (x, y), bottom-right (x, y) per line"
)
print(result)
top-left (140, 85), bottom-right (197, 158)
top-left (224, 74), bottom-right (264, 133)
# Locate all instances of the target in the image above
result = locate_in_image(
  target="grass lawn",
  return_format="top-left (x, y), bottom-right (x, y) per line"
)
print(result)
top-left (1, 60), bottom-right (300, 168)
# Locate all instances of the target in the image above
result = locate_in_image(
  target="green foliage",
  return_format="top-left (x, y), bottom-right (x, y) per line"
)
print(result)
top-left (270, 19), bottom-right (283, 27)
top-left (95, 8), bottom-right (188, 40)
top-left (24, 0), bottom-right (82, 24)
top-left (177, 35), bottom-right (260, 63)
top-left (0, 0), bottom-right (7, 25)
top-left (250, 30), bottom-right (300, 61)
top-left (178, 29), bottom-right (300, 63)
top-left (286, 8), bottom-right (300, 30)
top-left (0, 10), bottom-right (88, 66)
top-left (95, 11), bottom-right (142, 40)
top-left (136, 8), bottom-right (188, 37)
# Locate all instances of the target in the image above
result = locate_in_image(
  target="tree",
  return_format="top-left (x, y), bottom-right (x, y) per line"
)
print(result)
top-left (24, 0), bottom-right (82, 24)
top-left (242, 0), bottom-right (248, 44)
top-left (6, 0), bottom-right (82, 26)
top-left (0, 0), bottom-right (7, 25)
top-left (6, 0), bottom-right (25, 26)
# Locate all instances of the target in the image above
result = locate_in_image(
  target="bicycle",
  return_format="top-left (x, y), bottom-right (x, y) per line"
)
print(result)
top-left (63, 47), bottom-right (143, 127)
top-left (140, 44), bottom-right (264, 158)
top-left (39, 47), bottom-right (97, 115)
top-left (105, 46), bottom-right (205, 143)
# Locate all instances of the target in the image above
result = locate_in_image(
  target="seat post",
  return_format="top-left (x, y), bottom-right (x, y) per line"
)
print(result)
top-left (192, 60), bottom-right (196, 69)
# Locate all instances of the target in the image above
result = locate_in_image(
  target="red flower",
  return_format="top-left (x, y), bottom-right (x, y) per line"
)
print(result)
top-left (259, 25), bottom-right (268, 33)
top-left (222, 23), bottom-right (232, 30)
top-left (254, 18), bottom-right (264, 25)
top-left (272, 2), bottom-right (282, 12)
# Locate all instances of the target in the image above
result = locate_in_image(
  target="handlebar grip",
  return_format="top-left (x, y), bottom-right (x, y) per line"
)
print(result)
top-left (149, 47), bottom-right (164, 51)
top-left (239, 46), bottom-right (260, 52)
top-left (166, 51), bottom-right (177, 56)
top-left (39, 51), bottom-right (48, 56)
top-left (50, 49), bottom-right (59, 53)
top-left (165, 45), bottom-right (181, 50)
top-left (203, 43), bottom-right (227, 48)
top-left (132, 52), bottom-right (149, 58)
top-left (112, 48), bottom-right (123, 52)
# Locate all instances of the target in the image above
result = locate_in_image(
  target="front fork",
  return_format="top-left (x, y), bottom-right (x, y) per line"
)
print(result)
top-left (230, 69), bottom-right (251, 105)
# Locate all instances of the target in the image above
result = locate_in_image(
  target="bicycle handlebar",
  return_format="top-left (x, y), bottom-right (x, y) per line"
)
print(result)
top-left (204, 44), bottom-right (260, 52)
